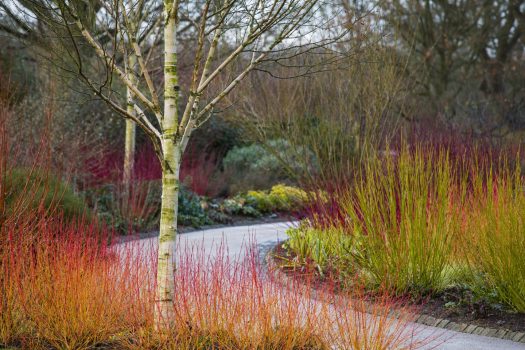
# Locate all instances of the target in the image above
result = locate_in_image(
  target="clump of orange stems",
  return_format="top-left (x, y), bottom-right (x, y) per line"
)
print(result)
top-left (1, 213), bottom-right (432, 350)
top-left (0, 78), bottom-right (431, 350)
top-left (121, 239), bottom-right (432, 350)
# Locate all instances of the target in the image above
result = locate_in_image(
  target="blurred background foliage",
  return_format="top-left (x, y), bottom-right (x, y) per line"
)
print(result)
top-left (1, 0), bottom-right (524, 231)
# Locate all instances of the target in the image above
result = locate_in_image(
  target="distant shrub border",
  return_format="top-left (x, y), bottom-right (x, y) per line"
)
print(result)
top-left (4, 168), bottom-right (88, 220)
top-left (86, 182), bottom-right (310, 234)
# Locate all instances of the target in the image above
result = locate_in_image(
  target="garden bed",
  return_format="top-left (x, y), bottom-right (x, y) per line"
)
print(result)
top-left (420, 287), bottom-right (525, 334)
top-left (270, 241), bottom-right (525, 340)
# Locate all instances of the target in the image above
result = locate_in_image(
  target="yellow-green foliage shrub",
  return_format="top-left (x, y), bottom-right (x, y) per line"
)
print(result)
top-left (269, 184), bottom-right (308, 211)
top-left (246, 185), bottom-right (309, 213)
top-left (246, 190), bottom-right (275, 213)
top-left (285, 223), bottom-right (355, 277)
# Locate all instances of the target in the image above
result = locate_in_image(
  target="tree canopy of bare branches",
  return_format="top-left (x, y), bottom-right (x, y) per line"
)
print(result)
top-left (2, 0), bottom-right (351, 328)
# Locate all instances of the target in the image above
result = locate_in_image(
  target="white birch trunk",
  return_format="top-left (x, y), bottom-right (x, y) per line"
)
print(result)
top-left (123, 119), bottom-right (136, 185)
top-left (123, 54), bottom-right (137, 187)
top-left (155, 0), bottom-right (179, 328)
top-left (154, 148), bottom-right (179, 326)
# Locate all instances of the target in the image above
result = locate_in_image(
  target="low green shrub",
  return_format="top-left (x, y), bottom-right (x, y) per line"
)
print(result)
top-left (3, 168), bottom-right (87, 220)
top-left (215, 184), bottom-right (308, 218)
top-left (285, 223), bottom-right (356, 278)
top-left (220, 198), bottom-right (244, 215)
top-left (219, 197), bottom-right (261, 217)
top-left (178, 186), bottom-right (213, 227)
top-left (86, 181), bottom-right (212, 232)
top-left (85, 180), bottom-right (162, 232)
top-left (205, 209), bottom-right (233, 224)
top-left (245, 190), bottom-right (275, 213)
top-left (221, 139), bottom-right (316, 194)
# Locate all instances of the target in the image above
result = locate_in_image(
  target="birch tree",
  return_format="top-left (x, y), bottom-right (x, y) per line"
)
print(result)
top-left (5, 0), bottom-right (347, 327)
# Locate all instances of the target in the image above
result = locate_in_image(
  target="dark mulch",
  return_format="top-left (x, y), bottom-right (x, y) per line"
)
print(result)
top-left (270, 242), bottom-right (525, 333)
top-left (418, 288), bottom-right (525, 332)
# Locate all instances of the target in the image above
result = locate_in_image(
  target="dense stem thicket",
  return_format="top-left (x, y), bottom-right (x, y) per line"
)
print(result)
top-left (2, 0), bottom-right (349, 327)
top-left (286, 144), bottom-right (525, 312)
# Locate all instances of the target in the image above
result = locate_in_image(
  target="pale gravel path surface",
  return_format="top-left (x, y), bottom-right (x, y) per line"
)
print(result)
top-left (135, 222), bottom-right (525, 350)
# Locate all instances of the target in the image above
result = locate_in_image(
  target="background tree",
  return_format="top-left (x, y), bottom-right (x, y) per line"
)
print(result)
top-left (229, 4), bottom-right (406, 190)
top-left (378, 0), bottom-right (525, 136)
top-left (119, 1), bottom-right (162, 187)
top-left (0, 0), bottom-right (125, 183)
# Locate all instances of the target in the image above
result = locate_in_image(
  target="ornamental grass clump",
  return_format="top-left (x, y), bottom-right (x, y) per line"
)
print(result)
top-left (344, 146), bottom-right (462, 295)
top-left (0, 204), bottom-right (142, 350)
top-left (463, 161), bottom-right (525, 312)
top-left (15, 220), bottom-right (139, 350)
top-left (286, 146), bottom-right (465, 296)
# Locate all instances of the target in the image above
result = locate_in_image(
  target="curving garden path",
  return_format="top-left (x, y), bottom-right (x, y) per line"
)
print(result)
top-left (135, 222), bottom-right (525, 350)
